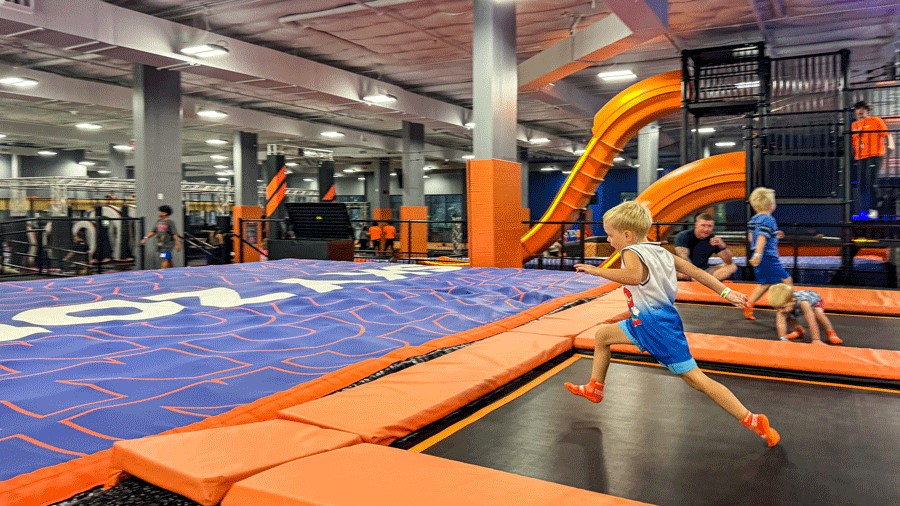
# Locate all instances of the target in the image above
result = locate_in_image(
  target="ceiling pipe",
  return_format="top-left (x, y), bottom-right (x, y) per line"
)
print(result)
top-left (278, 0), bottom-right (421, 24)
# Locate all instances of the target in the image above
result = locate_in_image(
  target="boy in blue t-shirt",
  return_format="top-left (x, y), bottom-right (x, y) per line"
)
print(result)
top-left (745, 187), bottom-right (792, 320)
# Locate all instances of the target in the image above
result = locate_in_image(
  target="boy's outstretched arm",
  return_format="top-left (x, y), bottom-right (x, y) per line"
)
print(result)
top-left (574, 250), bottom-right (645, 286)
top-left (672, 254), bottom-right (747, 308)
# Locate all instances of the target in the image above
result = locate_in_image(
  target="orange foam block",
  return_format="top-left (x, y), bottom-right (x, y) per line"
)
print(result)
top-left (516, 289), bottom-right (629, 339)
top-left (222, 444), bottom-right (650, 506)
top-left (278, 331), bottom-right (571, 445)
top-left (106, 420), bottom-right (361, 506)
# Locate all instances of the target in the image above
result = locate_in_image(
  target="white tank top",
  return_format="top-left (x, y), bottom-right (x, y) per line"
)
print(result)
top-left (621, 242), bottom-right (678, 311)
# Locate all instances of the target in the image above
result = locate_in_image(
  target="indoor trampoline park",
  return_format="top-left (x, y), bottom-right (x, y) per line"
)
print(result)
top-left (0, 2), bottom-right (898, 506)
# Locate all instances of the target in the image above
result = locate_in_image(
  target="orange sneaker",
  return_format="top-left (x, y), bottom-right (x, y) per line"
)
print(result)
top-left (743, 303), bottom-right (755, 320)
top-left (741, 412), bottom-right (780, 447)
top-left (792, 326), bottom-right (805, 338)
top-left (827, 330), bottom-right (843, 345)
top-left (564, 378), bottom-right (604, 403)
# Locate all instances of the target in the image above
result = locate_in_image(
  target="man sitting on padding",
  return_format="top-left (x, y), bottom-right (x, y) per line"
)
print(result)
top-left (674, 213), bottom-right (737, 281)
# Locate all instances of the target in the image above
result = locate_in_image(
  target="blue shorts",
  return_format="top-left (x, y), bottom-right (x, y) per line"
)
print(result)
top-left (159, 250), bottom-right (172, 261)
top-left (618, 305), bottom-right (697, 374)
top-left (754, 255), bottom-right (790, 284)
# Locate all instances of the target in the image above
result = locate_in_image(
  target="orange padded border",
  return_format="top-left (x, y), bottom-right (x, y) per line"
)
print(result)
top-left (0, 280), bottom-right (619, 506)
top-left (221, 444), bottom-right (650, 506)
top-left (676, 282), bottom-right (900, 316)
top-left (105, 420), bottom-right (361, 506)
top-left (277, 331), bottom-right (571, 445)
top-left (573, 330), bottom-right (900, 381)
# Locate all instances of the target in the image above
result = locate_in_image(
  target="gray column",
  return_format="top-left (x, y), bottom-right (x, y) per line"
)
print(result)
top-left (401, 121), bottom-right (425, 207)
top-left (375, 158), bottom-right (391, 211)
top-left (473, 0), bottom-right (517, 162)
top-left (133, 64), bottom-right (183, 267)
top-left (108, 144), bottom-right (127, 179)
top-left (637, 122), bottom-right (660, 193)
top-left (11, 154), bottom-right (21, 178)
top-left (318, 160), bottom-right (335, 201)
top-left (233, 131), bottom-right (258, 207)
top-left (518, 147), bottom-right (529, 208)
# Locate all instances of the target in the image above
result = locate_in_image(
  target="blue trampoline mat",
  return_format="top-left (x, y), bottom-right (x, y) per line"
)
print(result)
top-left (0, 260), bottom-right (605, 482)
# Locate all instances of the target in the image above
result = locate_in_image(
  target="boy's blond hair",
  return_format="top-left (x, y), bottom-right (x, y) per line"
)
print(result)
top-left (768, 283), bottom-right (794, 308)
top-left (749, 187), bottom-right (776, 213)
top-left (603, 201), bottom-right (652, 237)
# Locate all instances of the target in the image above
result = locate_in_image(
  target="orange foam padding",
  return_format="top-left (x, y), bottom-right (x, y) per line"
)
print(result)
top-left (222, 444), bottom-right (649, 506)
top-left (105, 420), bottom-right (361, 506)
top-left (775, 246), bottom-right (887, 260)
top-left (467, 159), bottom-right (524, 268)
top-left (573, 332), bottom-right (900, 381)
top-left (277, 331), bottom-right (571, 445)
top-left (231, 205), bottom-right (262, 263)
top-left (675, 282), bottom-right (900, 316)
top-left (0, 280), bottom-right (618, 506)
top-left (516, 289), bottom-right (629, 339)
top-left (521, 71), bottom-right (682, 260)
top-left (371, 208), bottom-right (392, 221)
top-left (399, 206), bottom-right (427, 257)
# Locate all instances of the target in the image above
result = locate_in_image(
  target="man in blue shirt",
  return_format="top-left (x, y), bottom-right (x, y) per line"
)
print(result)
top-left (674, 213), bottom-right (737, 281)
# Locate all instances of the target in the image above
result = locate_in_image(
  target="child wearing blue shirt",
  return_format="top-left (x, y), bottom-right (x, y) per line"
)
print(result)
top-left (566, 201), bottom-right (780, 447)
top-left (745, 187), bottom-right (792, 320)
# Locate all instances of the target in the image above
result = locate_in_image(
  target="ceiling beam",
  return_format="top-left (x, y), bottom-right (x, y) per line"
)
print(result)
top-left (0, 64), bottom-right (469, 161)
top-left (0, 0), bottom-right (572, 153)
top-left (518, 0), bottom-right (668, 92)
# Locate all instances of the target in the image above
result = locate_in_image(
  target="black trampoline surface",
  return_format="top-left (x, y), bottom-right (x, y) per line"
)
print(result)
top-left (676, 302), bottom-right (900, 351)
top-left (419, 357), bottom-right (900, 506)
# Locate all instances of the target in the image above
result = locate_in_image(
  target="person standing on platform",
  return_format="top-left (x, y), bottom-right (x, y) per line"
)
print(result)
top-left (851, 100), bottom-right (895, 219)
top-left (368, 221), bottom-right (383, 255)
top-left (674, 213), bottom-right (738, 282)
top-left (140, 205), bottom-right (181, 269)
top-left (382, 221), bottom-right (397, 255)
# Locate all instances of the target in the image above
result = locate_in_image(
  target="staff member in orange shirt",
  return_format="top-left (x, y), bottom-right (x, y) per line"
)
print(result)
top-left (368, 222), bottom-right (383, 254)
top-left (851, 100), bottom-right (895, 219)
top-left (382, 221), bottom-right (397, 255)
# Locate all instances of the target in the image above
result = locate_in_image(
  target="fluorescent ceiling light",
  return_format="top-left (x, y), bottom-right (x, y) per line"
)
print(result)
top-left (210, 154), bottom-right (228, 161)
top-left (96, 170), bottom-right (111, 175)
top-left (691, 127), bottom-right (716, 134)
top-left (285, 162), bottom-right (299, 167)
top-left (37, 150), bottom-right (57, 156)
top-left (562, 170), bottom-right (572, 174)
top-left (715, 141), bottom-right (737, 147)
top-left (528, 137), bottom-right (551, 145)
top-left (0, 76), bottom-right (38, 87)
top-left (573, 148), bottom-right (586, 155)
top-left (78, 161), bottom-right (96, 166)
top-left (197, 109), bottom-right (228, 119)
top-left (113, 144), bottom-right (132, 151)
top-left (613, 157), bottom-right (624, 162)
top-left (357, 177), bottom-right (366, 181)
top-left (735, 81), bottom-right (760, 89)
top-left (461, 154), bottom-right (475, 160)
top-left (464, 122), bottom-right (476, 129)
top-left (205, 139), bottom-right (228, 145)
top-left (540, 167), bottom-right (557, 171)
top-left (180, 44), bottom-right (229, 58)
top-left (303, 178), bottom-right (314, 182)
top-left (423, 175), bottom-right (430, 179)
top-left (390, 172), bottom-right (397, 176)
top-left (342, 168), bottom-right (356, 173)
top-left (0, 134), bottom-right (6, 139)
top-left (424, 166), bottom-right (433, 171)
top-left (657, 168), bottom-right (665, 171)
top-left (75, 123), bottom-right (102, 130)
top-left (633, 164), bottom-right (641, 168)
top-left (597, 70), bottom-right (636, 81)
top-left (320, 131), bottom-right (345, 139)
top-left (215, 171), bottom-right (230, 176)
top-left (362, 93), bottom-right (396, 104)
top-left (217, 177), bottom-right (230, 181)
top-left (213, 164), bottom-right (229, 169)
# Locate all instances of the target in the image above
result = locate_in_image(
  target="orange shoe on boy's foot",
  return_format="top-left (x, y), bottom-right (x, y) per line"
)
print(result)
top-left (792, 326), bottom-right (805, 338)
top-left (826, 330), bottom-right (843, 345)
top-left (741, 412), bottom-right (780, 447)
top-left (564, 378), bottom-right (604, 403)
top-left (743, 303), bottom-right (756, 320)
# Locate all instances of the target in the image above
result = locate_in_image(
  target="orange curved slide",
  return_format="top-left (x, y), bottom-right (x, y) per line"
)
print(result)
top-left (521, 71), bottom-right (682, 260)
top-left (599, 151), bottom-right (746, 268)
